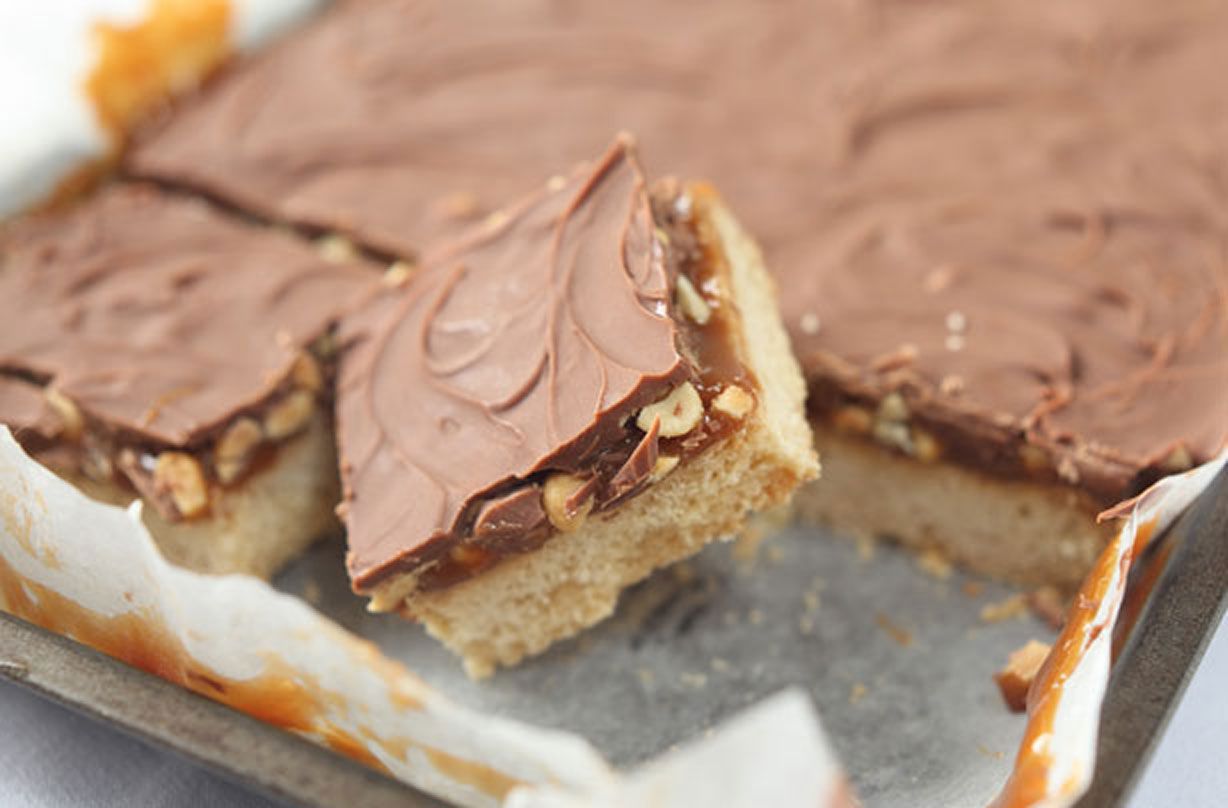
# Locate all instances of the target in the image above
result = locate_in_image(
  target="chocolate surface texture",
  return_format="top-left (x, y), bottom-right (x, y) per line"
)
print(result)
top-left (132, 0), bottom-right (1228, 503)
top-left (335, 140), bottom-right (698, 589)
top-left (0, 185), bottom-right (375, 447)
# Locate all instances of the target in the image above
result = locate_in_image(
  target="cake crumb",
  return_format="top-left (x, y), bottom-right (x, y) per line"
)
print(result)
top-left (748, 608), bottom-right (765, 625)
top-left (855, 534), bottom-right (877, 561)
top-left (1026, 586), bottom-right (1068, 629)
top-left (875, 612), bottom-right (913, 647)
top-left (849, 683), bottom-right (868, 705)
top-left (637, 668), bottom-right (655, 688)
top-left (680, 671), bottom-right (708, 689)
top-left (711, 657), bottom-right (731, 673)
top-left (916, 548), bottom-right (953, 580)
top-left (301, 579), bottom-right (322, 606)
top-left (994, 639), bottom-right (1051, 712)
top-left (962, 580), bottom-right (985, 598)
top-left (803, 589), bottom-right (821, 613)
top-left (799, 614), bottom-right (816, 635)
top-left (978, 744), bottom-right (1006, 761)
top-left (765, 544), bottom-right (785, 564)
top-left (981, 593), bottom-right (1028, 623)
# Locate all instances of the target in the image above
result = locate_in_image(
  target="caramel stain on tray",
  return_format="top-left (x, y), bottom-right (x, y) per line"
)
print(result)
top-left (991, 516), bottom-right (1157, 807)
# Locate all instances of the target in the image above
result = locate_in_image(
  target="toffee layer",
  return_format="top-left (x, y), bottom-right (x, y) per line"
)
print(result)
top-left (132, 0), bottom-right (1228, 502)
top-left (336, 141), bottom-right (757, 594)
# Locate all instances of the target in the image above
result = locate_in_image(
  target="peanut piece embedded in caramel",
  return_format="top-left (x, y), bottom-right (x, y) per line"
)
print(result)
top-left (913, 429), bottom-right (942, 463)
top-left (650, 454), bottom-right (680, 482)
top-left (832, 405), bottom-right (873, 435)
top-left (712, 385), bottom-right (755, 419)
top-left (876, 391), bottom-right (909, 423)
top-left (383, 260), bottom-right (414, 288)
top-left (872, 419), bottom-right (914, 455)
top-left (312, 331), bottom-right (339, 360)
top-left (674, 274), bottom-right (711, 325)
top-left (44, 388), bottom-right (83, 441)
top-left (637, 382), bottom-right (703, 438)
top-left (263, 390), bottom-right (315, 440)
top-left (82, 448), bottom-right (113, 482)
top-left (1019, 444), bottom-right (1049, 473)
top-left (214, 417), bottom-right (264, 484)
top-left (291, 352), bottom-right (324, 394)
top-left (154, 452), bottom-right (209, 518)
top-left (543, 473), bottom-right (594, 532)
top-left (1162, 444), bottom-right (1193, 473)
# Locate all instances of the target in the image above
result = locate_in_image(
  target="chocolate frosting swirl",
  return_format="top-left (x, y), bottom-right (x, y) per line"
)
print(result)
top-left (336, 139), bottom-right (688, 588)
top-left (132, 0), bottom-right (1228, 498)
top-left (0, 185), bottom-right (374, 446)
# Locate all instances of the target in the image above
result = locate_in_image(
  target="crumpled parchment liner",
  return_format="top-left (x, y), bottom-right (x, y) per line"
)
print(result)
top-left (989, 451), bottom-right (1228, 808)
top-left (0, 428), bottom-right (848, 807)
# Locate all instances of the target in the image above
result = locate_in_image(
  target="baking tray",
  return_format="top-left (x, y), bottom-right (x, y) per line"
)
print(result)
top-left (2, 467), bottom-right (1225, 807)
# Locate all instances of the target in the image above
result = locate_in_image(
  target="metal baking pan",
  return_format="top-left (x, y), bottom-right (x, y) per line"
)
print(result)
top-left (2, 466), bottom-right (1225, 807)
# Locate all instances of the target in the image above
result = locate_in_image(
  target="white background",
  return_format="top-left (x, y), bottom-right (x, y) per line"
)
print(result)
top-left (1, 612), bottom-right (1224, 807)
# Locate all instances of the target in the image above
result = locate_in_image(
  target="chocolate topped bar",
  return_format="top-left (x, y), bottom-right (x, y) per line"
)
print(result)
top-left (0, 184), bottom-right (374, 447)
top-left (0, 184), bottom-right (378, 578)
top-left (338, 139), bottom-right (741, 591)
top-left (132, 0), bottom-right (1228, 504)
top-left (332, 138), bottom-right (816, 673)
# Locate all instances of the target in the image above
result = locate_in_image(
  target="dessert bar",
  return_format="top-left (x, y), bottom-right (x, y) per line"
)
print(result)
top-left (334, 139), bottom-right (817, 676)
top-left (0, 185), bottom-right (373, 577)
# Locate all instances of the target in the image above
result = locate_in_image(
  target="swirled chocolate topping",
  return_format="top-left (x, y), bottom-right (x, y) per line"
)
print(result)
top-left (0, 185), bottom-right (375, 447)
top-left (132, 0), bottom-right (1228, 501)
top-left (336, 139), bottom-right (692, 589)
